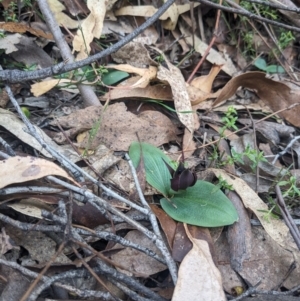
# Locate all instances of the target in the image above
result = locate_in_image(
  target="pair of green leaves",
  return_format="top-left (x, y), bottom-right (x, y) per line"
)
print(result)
top-left (254, 58), bottom-right (285, 74)
top-left (129, 142), bottom-right (239, 227)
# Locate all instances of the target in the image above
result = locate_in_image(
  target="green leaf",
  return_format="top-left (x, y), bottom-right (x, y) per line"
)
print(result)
top-left (102, 70), bottom-right (129, 86)
top-left (21, 107), bottom-right (31, 118)
top-left (129, 142), bottom-right (176, 196)
top-left (129, 142), bottom-right (238, 227)
top-left (254, 57), bottom-right (267, 71)
top-left (160, 181), bottom-right (239, 227)
top-left (265, 65), bottom-right (285, 74)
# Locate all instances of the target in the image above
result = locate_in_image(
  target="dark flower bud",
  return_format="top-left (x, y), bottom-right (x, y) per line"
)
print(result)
top-left (163, 160), bottom-right (197, 191)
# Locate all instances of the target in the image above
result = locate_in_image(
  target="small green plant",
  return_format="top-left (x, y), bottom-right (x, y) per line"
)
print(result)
top-left (241, 32), bottom-right (256, 56)
top-left (209, 107), bottom-right (268, 171)
top-left (240, 1), bottom-right (278, 20)
top-left (221, 106), bottom-right (238, 134)
top-left (258, 206), bottom-right (280, 222)
top-left (82, 101), bottom-right (110, 157)
top-left (129, 142), bottom-right (238, 227)
top-left (278, 176), bottom-right (300, 199)
top-left (23, 63), bottom-right (38, 72)
top-left (209, 106), bottom-right (239, 166)
top-left (278, 30), bottom-right (295, 50)
top-left (227, 149), bottom-right (245, 166)
top-left (23, 0), bottom-right (33, 7)
top-left (243, 145), bottom-right (268, 170)
top-left (154, 54), bottom-right (165, 64)
top-left (21, 107), bottom-right (31, 118)
top-left (209, 145), bottom-right (220, 164)
top-left (257, 197), bottom-right (280, 222)
top-left (239, 0), bottom-right (293, 59)
top-left (254, 57), bottom-right (285, 74)
top-left (82, 117), bottom-right (103, 157)
top-left (2, 1), bottom-right (18, 22)
top-left (230, 145), bottom-right (267, 171)
top-left (209, 106), bottom-right (239, 165)
top-left (217, 176), bottom-right (234, 191)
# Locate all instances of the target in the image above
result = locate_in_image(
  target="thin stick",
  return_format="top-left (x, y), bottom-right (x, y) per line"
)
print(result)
top-left (125, 154), bottom-right (178, 283)
top-left (275, 185), bottom-right (300, 250)
top-left (187, 0), bottom-right (223, 83)
top-left (244, 106), bottom-right (260, 193)
top-left (190, 0), bottom-right (300, 33)
top-left (272, 135), bottom-right (300, 164)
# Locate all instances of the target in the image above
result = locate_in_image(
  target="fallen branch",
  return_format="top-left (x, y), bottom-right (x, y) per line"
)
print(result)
top-left (37, 0), bottom-right (100, 106)
top-left (0, 0), bottom-right (176, 83)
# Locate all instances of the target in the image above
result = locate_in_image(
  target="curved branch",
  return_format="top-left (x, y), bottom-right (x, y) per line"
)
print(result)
top-left (0, 0), bottom-right (176, 83)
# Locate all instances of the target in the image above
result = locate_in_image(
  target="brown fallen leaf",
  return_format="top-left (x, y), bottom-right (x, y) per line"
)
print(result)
top-left (210, 168), bottom-right (298, 252)
top-left (172, 224), bottom-right (216, 264)
top-left (190, 64), bottom-right (222, 93)
top-left (110, 230), bottom-right (166, 277)
top-left (0, 34), bottom-right (54, 68)
top-left (48, 0), bottom-right (80, 28)
top-left (102, 75), bottom-right (221, 107)
top-left (179, 23), bottom-right (237, 76)
top-left (0, 228), bottom-right (16, 255)
top-left (226, 191), bottom-right (252, 272)
top-left (50, 102), bottom-right (177, 151)
top-left (115, 5), bottom-right (167, 19)
top-left (238, 118), bottom-right (295, 147)
top-left (183, 65), bottom-right (222, 158)
top-left (161, 3), bottom-right (178, 30)
top-left (213, 71), bottom-right (300, 127)
top-left (31, 79), bottom-right (78, 97)
top-left (216, 227), bottom-right (300, 291)
top-left (150, 204), bottom-right (177, 249)
top-left (111, 42), bottom-right (158, 68)
top-left (101, 77), bottom-right (173, 101)
top-left (115, 3), bottom-right (199, 30)
top-left (188, 64), bottom-right (222, 106)
top-left (157, 54), bottom-right (194, 133)
top-left (72, 0), bottom-right (107, 59)
top-left (0, 156), bottom-right (78, 189)
top-left (5, 224), bottom-right (71, 267)
top-left (62, 0), bottom-right (89, 16)
top-left (0, 22), bottom-right (53, 40)
top-left (0, 108), bottom-right (79, 160)
top-left (0, 84), bottom-right (22, 108)
top-left (182, 128), bottom-right (197, 158)
top-left (7, 198), bottom-right (54, 220)
top-left (172, 224), bottom-right (226, 301)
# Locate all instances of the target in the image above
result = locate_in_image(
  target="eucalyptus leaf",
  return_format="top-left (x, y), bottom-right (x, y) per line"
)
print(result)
top-left (129, 142), bottom-right (176, 196)
top-left (160, 181), bottom-right (239, 227)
